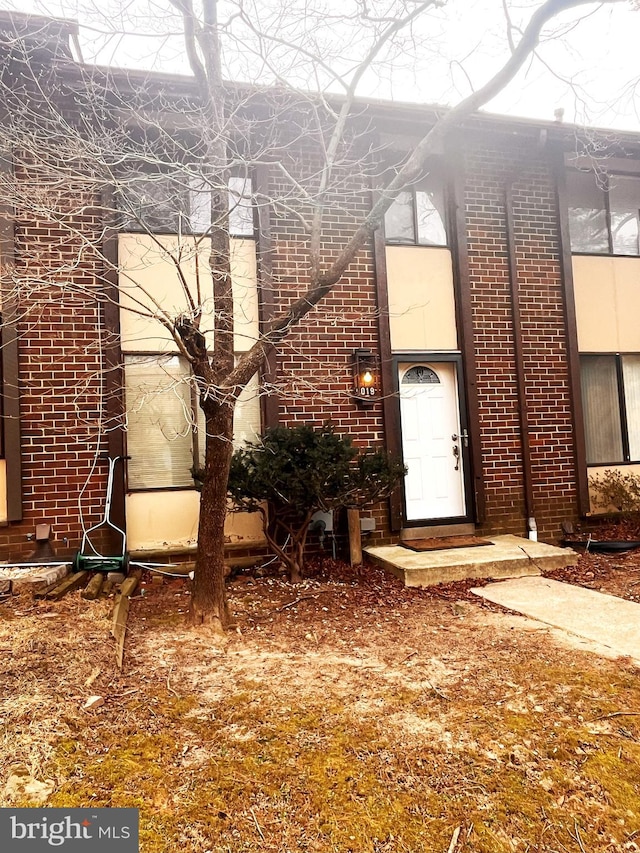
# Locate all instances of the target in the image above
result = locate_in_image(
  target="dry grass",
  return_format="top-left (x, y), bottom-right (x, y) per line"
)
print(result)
top-left (1, 561), bottom-right (640, 852)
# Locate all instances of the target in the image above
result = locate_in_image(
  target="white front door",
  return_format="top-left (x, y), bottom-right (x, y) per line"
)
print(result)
top-left (399, 362), bottom-right (466, 521)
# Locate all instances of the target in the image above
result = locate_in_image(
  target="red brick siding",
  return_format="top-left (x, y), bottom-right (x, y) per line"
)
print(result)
top-left (0, 163), bottom-right (109, 559)
top-left (263, 131), bottom-right (580, 545)
top-left (1, 124), bottom-right (583, 558)
top-left (267, 161), bottom-right (390, 544)
top-left (463, 132), bottom-right (578, 540)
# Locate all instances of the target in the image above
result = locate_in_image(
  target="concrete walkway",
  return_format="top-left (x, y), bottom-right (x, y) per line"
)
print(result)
top-left (472, 576), bottom-right (640, 665)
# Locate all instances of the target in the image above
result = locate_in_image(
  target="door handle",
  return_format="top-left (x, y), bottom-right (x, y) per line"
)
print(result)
top-left (452, 443), bottom-right (460, 471)
top-left (452, 431), bottom-right (469, 448)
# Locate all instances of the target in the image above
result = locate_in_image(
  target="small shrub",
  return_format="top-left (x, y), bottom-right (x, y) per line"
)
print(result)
top-left (199, 423), bottom-right (406, 582)
top-left (589, 468), bottom-right (640, 513)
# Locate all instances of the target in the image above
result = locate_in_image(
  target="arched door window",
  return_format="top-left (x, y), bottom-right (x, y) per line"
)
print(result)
top-left (402, 365), bottom-right (440, 385)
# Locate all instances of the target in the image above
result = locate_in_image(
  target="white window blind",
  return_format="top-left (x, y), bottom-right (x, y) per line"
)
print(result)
top-left (196, 372), bottom-right (261, 461)
top-left (125, 355), bottom-right (196, 489)
top-left (580, 356), bottom-right (623, 464)
top-left (125, 355), bottom-right (261, 489)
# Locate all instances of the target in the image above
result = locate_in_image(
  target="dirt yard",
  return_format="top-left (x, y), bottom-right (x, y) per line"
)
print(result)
top-left (1, 549), bottom-right (640, 853)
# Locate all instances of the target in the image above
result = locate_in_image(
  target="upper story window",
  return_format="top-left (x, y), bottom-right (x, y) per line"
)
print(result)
top-left (567, 170), bottom-right (640, 256)
top-left (118, 171), bottom-right (253, 237)
top-left (384, 174), bottom-right (447, 246)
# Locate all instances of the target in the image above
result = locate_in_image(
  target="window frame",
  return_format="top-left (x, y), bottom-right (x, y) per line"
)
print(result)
top-left (383, 177), bottom-right (449, 248)
top-left (581, 352), bottom-right (640, 466)
top-left (568, 168), bottom-right (640, 257)
top-left (123, 351), bottom-right (201, 492)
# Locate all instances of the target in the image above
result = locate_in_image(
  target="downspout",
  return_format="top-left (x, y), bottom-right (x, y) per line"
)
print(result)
top-left (504, 179), bottom-right (536, 539)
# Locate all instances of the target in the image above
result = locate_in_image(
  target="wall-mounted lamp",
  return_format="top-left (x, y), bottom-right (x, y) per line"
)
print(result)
top-left (352, 349), bottom-right (380, 407)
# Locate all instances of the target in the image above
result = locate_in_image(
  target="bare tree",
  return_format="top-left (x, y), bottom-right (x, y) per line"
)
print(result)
top-left (0, 0), bottom-right (627, 629)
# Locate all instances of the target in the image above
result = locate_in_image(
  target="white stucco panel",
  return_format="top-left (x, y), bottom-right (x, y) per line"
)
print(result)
top-left (118, 234), bottom-right (259, 353)
top-left (386, 246), bottom-right (457, 351)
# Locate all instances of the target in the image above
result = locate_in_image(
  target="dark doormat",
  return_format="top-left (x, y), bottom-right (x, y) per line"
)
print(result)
top-left (401, 535), bottom-right (493, 552)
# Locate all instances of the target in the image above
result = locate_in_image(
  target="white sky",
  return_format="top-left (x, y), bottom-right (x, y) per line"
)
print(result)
top-left (8, 0), bottom-right (640, 130)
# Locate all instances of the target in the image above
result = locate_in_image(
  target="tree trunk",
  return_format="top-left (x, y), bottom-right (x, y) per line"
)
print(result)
top-left (190, 403), bottom-right (234, 629)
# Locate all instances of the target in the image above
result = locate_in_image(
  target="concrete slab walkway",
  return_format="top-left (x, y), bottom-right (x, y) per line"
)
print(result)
top-left (472, 576), bottom-right (640, 665)
top-left (365, 534), bottom-right (577, 587)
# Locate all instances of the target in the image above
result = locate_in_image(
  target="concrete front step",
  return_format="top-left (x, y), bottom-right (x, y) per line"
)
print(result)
top-left (364, 534), bottom-right (578, 588)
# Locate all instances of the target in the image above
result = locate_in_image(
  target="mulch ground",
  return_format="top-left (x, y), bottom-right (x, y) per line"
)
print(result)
top-left (2, 529), bottom-right (640, 852)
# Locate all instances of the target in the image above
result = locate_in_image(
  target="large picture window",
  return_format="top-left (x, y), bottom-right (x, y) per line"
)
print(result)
top-left (581, 354), bottom-right (640, 464)
top-left (124, 354), bottom-right (260, 490)
top-left (384, 174), bottom-right (447, 246)
top-left (568, 170), bottom-right (640, 256)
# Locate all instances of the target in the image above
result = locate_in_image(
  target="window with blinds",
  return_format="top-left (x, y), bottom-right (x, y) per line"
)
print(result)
top-left (580, 353), bottom-right (640, 465)
top-left (124, 354), bottom-right (261, 490)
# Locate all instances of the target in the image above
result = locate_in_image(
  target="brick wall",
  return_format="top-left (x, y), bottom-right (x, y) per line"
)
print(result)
top-left (264, 128), bottom-right (581, 545)
top-left (463, 130), bottom-right (578, 541)
top-left (0, 161), bottom-right (110, 560)
top-left (266, 156), bottom-right (390, 546)
top-left (0, 112), bottom-right (583, 560)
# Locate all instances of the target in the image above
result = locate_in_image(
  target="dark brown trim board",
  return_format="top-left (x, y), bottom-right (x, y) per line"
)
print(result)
top-left (550, 145), bottom-right (590, 516)
top-left (373, 222), bottom-right (403, 532)
top-left (0, 152), bottom-right (22, 521)
top-left (255, 164), bottom-right (279, 430)
top-left (447, 150), bottom-right (486, 523)
top-left (101, 187), bottom-right (126, 532)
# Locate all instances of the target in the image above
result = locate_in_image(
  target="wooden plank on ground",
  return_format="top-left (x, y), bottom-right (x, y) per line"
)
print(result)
top-left (111, 595), bottom-right (130, 670)
top-left (37, 571), bottom-right (89, 600)
top-left (82, 573), bottom-right (104, 600)
top-left (111, 572), bottom-right (140, 669)
top-left (119, 575), bottom-right (139, 599)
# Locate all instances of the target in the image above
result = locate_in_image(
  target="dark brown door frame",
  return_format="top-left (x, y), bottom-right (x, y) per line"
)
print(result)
top-left (549, 144), bottom-right (590, 516)
top-left (446, 149), bottom-right (486, 523)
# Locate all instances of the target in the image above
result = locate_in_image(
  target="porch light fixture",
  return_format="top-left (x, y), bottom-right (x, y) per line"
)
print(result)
top-left (352, 349), bottom-right (380, 407)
